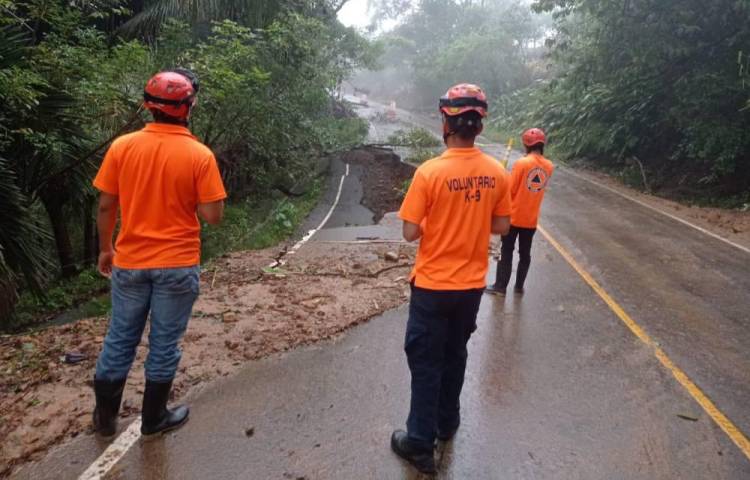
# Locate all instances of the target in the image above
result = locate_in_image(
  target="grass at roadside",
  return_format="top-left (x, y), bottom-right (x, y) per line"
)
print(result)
top-left (11, 269), bottom-right (110, 332)
top-left (7, 179), bottom-right (324, 334)
top-left (201, 179), bottom-right (323, 261)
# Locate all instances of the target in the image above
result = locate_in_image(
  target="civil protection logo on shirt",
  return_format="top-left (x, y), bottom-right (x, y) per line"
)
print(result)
top-left (526, 167), bottom-right (549, 193)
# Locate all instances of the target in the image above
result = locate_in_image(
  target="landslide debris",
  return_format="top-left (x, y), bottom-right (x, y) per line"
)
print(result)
top-left (0, 241), bottom-right (415, 477)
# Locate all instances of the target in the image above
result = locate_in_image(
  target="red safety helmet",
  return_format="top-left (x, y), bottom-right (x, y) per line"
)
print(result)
top-left (439, 83), bottom-right (488, 118)
top-left (143, 69), bottom-right (199, 119)
top-left (522, 128), bottom-right (546, 147)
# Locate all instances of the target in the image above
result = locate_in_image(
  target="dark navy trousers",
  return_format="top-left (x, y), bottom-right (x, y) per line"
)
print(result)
top-left (495, 225), bottom-right (537, 290)
top-left (404, 284), bottom-right (483, 450)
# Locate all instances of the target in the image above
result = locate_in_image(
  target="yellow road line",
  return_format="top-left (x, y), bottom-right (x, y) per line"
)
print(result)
top-left (537, 225), bottom-right (750, 460)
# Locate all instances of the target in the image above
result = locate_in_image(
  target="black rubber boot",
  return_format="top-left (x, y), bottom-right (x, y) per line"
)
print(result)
top-left (390, 430), bottom-right (436, 474)
top-left (140, 380), bottom-right (189, 436)
top-left (93, 377), bottom-right (126, 437)
top-left (436, 423), bottom-right (459, 442)
top-left (484, 284), bottom-right (506, 296)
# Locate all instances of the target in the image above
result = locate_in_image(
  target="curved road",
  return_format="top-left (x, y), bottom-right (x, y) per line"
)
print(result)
top-left (12, 100), bottom-right (750, 479)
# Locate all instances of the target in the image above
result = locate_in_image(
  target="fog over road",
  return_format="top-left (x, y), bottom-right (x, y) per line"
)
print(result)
top-left (13, 99), bottom-right (750, 480)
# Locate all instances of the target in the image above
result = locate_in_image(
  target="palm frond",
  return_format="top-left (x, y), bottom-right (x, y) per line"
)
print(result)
top-left (0, 156), bottom-right (52, 292)
top-left (8, 87), bottom-right (93, 197)
top-left (0, 26), bottom-right (31, 69)
top-left (117, 0), bottom-right (297, 38)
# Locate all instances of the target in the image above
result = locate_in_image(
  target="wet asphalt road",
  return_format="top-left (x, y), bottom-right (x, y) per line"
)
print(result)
top-left (12, 101), bottom-right (750, 479)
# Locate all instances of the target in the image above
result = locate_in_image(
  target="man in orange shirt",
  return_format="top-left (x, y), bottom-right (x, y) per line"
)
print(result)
top-left (391, 84), bottom-right (511, 474)
top-left (486, 128), bottom-right (554, 296)
top-left (91, 69), bottom-right (226, 438)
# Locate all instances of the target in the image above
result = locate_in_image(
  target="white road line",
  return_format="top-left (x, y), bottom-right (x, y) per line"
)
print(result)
top-left (369, 121), bottom-right (380, 142)
top-left (559, 167), bottom-right (750, 255)
top-left (268, 163), bottom-right (350, 268)
top-left (313, 163), bottom-right (350, 238)
top-left (77, 418), bottom-right (142, 480)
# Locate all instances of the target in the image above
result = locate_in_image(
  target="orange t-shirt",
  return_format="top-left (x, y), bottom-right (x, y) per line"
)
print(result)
top-left (399, 147), bottom-right (511, 290)
top-left (509, 153), bottom-right (554, 228)
top-left (93, 123), bottom-right (227, 269)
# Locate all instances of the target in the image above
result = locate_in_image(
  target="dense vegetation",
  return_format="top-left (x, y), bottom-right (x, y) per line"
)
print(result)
top-left (500, 0), bottom-right (750, 202)
top-left (0, 0), bottom-right (375, 327)
top-left (363, 0), bottom-right (750, 203)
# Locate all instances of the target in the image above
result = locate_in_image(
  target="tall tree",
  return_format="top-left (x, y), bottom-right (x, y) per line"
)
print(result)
top-left (520, 0), bottom-right (750, 196)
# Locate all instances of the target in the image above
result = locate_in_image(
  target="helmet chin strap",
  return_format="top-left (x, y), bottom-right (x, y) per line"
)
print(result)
top-left (181, 104), bottom-right (193, 126)
top-left (442, 114), bottom-right (457, 142)
top-left (442, 126), bottom-right (454, 143)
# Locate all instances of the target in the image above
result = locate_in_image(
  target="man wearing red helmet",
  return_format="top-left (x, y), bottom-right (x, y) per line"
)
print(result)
top-left (391, 84), bottom-right (511, 474)
top-left (486, 128), bottom-right (554, 296)
top-left (91, 69), bottom-right (226, 438)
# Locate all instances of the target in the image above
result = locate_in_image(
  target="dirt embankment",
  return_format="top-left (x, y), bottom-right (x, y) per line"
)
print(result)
top-left (343, 147), bottom-right (415, 221)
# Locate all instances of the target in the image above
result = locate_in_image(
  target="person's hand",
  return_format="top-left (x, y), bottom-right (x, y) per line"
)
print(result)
top-left (98, 251), bottom-right (114, 278)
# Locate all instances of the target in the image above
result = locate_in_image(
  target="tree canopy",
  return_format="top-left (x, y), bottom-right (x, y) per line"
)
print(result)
top-left (0, 0), bottom-right (376, 324)
top-left (509, 0), bottom-right (750, 198)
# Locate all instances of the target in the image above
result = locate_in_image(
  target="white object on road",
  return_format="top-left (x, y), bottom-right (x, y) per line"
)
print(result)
top-left (387, 101), bottom-right (397, 121)
top-left (77, 418), bottom-right (142, 480)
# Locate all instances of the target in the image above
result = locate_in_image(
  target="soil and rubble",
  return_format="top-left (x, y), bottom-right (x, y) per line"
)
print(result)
top-left (0, 241), bottom-right (416, 477)
top-left (342, 147), bottom-right (416, 222)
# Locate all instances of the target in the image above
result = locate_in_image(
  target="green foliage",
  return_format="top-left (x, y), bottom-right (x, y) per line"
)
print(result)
top-left (496, 0), bottom-right (750, 200)
top-left (11, 268), bottom-right (110, 331)
top-left (405, 148), bottom-right (436, 165)
top-left (0, 1), bottom-right (376, 326)
top-left (182, 15), bottom-right (374, 195)
top-left (397, 178), bottom-right (412, 199)
top-left (387, 127), bottom-right (440, 164)
top-left (0, 156), bottom-right (51, 294)
top-left (318, 117), bottom-right (370, 152)
top-left (200, 179), bottom-right (323, 261)
top-left (387, 127), bottom-right (440, 148)
top-left (117, 0), bottom-right (335, 38)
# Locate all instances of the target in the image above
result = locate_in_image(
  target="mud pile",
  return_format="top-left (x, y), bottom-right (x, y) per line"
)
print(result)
top-left (0, 241), bottom-right (415, 477)
top-left (343, 147), bottom-right (415, 222)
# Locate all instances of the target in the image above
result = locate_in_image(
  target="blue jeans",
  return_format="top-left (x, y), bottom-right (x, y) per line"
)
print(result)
top-left (404, 284), bottom-right (483, 450)
top-left (95, 266), bottom-right (200, 383)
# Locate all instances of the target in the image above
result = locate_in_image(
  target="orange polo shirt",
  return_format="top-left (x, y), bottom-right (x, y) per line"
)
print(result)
top-left (509, 153), bottom-right (554, 228)
top-left (399, 147), bottom-right (511, 290)
top-left (93, 123), bottom-right (227, 269)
